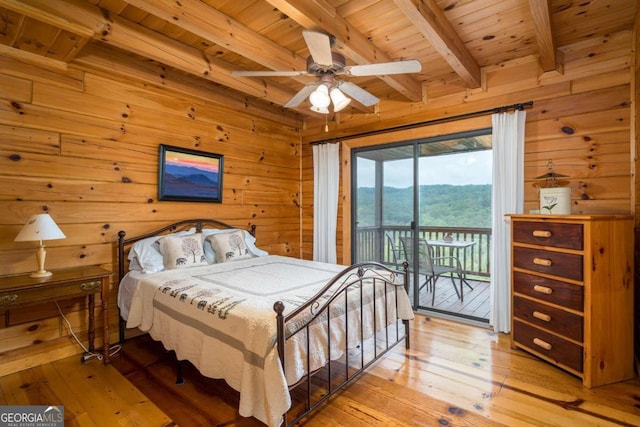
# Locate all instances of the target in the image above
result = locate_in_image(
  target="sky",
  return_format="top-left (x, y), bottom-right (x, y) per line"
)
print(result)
top-left (357, 150), bottom-right (493, 188)
top-left (166, 150), bottom-right (220, 173)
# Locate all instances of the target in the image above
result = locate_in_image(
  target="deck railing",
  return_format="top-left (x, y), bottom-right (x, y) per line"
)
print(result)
top-left (356, 226), bottom-right (492, 279)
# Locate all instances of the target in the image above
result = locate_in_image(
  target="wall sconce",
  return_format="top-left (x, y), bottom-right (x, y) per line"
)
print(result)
top-left (14, 214), bottom-right (66, 278)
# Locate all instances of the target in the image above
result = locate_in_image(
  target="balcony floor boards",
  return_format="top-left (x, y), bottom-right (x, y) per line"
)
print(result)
top-left (415, 278), bottom-right (491, 321)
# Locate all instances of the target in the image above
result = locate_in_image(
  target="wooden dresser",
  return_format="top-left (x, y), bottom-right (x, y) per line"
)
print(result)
top-left (509, 214), bottom-right (633, 387)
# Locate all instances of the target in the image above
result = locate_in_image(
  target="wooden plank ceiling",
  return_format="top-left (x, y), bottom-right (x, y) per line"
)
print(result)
top-left (0, 0), bottom-right (636, 119)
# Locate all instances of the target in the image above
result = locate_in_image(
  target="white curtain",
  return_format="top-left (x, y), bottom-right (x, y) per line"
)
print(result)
top-left (490, 110), bottom-right (526, 333)
top-left (313, 143), bottom-right (340, 263)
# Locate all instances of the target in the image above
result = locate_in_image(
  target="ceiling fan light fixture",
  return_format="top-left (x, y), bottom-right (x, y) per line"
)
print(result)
top-left (330, 87), bottom-right (351, 112)
top-left (310, 105), bottom-right (330, 114)
top-left (309, 84), bottom-right (331, 109)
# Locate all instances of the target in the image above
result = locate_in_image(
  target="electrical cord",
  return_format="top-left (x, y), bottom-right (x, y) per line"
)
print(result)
top-left (55, 301), bottom-right (121, 362)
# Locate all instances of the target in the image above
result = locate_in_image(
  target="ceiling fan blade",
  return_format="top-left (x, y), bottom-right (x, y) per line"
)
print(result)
top-left (231, 70), bottom-right (309, 77)
top-left (342, 59), bottom-right (422, 76)
top-left (302, 30), bottom-right (334, 66)
top-left (284, 82), bottom-right (320, 108)
top-left (337, 81), bottom-right (379, 107)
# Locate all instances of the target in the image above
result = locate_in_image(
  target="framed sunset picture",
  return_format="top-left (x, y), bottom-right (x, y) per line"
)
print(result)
top-left (158, 144), bottom-right (224, 203)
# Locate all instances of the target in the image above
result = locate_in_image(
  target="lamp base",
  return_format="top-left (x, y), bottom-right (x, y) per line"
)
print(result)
top-left (32, 245), bottom-right (52, 278)
top-left (30, 270), bottom-right (52, 278)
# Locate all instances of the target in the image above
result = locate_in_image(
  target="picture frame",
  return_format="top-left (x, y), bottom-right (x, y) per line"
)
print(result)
top-left (158, 144), bottom-right (224, 203)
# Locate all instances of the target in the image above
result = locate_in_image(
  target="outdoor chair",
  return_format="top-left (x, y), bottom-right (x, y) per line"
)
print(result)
top-left (400, 236), bottom-right (464, 305)
top-left (384, 232), bottom-right (404, 270)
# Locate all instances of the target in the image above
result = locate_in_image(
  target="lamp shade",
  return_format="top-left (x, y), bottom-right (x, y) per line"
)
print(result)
top-left (15, 214), bottom-right (66, 242)
top-left (330, 87), bottom-right (351, 112)
top-left (310, 105), bottom-right (330, 114)
top-left (309, 84), bottom-right (331, 109)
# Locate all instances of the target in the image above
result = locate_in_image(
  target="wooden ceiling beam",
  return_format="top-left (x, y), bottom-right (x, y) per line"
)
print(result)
top-left (265, 0), bottom-right (423, 102)
top-left (528, 0), bottom-right (558, 72)
top-left (124, 0), bottom-right (311, 86)
top-left (9, 0), bottom-right (299, 108)
top-left (393, 0), bottom-right (481, 88)
top-left (0, 0), bottom-right (94, 38)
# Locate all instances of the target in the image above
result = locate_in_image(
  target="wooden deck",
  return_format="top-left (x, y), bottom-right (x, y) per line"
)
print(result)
top-left (413, 276), bottom-right (491, 322)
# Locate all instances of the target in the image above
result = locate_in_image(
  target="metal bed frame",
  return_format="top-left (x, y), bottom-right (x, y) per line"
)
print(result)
top-left (116, 218), bottom-right (410, 426)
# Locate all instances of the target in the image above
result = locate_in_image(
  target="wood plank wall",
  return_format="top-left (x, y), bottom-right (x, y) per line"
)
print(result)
top-left (300, 28), bottom-right (636, 348)
top-left (0, 55), bottom-right (302, 374)
top-left (301, 29), bottom-right (635, 264)
top-left (0, 27), bottom-right (636, 374)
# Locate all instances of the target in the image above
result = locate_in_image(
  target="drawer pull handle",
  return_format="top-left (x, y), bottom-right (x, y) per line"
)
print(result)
top-left (533, 285), bottom-right (553, 294)
top-left (81, 281), bottom-right (100, 291)
top-left (0, 294), bottom-right (18, 305)
top-left (533, 311), bottom-right (551, 322)
top-left (533, 338), bottom-right (552, 350)
top-left (533, 257), bottom-right (552, 267)
top-left (532, 230), bottom-right (551, 238)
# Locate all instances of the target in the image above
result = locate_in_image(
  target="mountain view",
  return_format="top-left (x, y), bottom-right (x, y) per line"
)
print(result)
top-left (163, 164), bottom-right (220, 198)
top-left (357, 184), bottom-right (491, 228)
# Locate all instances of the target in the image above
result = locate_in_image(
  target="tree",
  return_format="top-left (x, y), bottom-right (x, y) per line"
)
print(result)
top-left (181, 237), bottom-right (201, 262)
top-left (228, 233), bottom-right (245, 255)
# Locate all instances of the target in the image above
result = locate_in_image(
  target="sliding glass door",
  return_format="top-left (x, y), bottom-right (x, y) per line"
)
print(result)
top-left (352, 144), bottom-right (414, 268)
top-left (352, 129), bottom-right (493, 323)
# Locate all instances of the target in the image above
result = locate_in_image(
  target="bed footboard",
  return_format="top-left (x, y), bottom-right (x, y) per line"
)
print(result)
top-left (274, 261), bottom-right (410, 426)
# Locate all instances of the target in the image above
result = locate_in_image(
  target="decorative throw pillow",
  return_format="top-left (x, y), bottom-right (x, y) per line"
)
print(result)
top-left (128, 229), bottom-right (195, 273)
top-left (201, 228), bottom-right (268, 263)
top-left (159, 233), bottom-right (207, 269)
top-left (206, 230), bottom-right (253, 263)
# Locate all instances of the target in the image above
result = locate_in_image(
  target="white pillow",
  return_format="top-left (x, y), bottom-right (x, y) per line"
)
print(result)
top-left (127, 229), bottom-right (195, 273)
top-left (206, 230), bottom-right (255, 263)
top-left (128, 256), bottom-right (143, 272)
top-left (158, 233), bottom-right (207, 269)
top-left (202, 228), bottom-right (268, 263)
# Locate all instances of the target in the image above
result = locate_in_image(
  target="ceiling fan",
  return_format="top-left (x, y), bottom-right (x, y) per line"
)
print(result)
top-left (231, 30), bottom-right (422, 114)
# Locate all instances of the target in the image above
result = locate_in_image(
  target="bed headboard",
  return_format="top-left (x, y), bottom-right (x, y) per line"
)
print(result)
top-left (117, 218), bottom-right (256, 283)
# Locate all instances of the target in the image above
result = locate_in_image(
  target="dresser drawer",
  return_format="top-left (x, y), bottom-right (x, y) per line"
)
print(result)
top-left (513, 296), bottom-right (583, 342)
top-left (513, 271), bottom-right (583, 311)
top-left (513, 221), bottom-right (583, 250)
top-left (513, 320), bottom-right (583, 373)
top-left (513, 247), bottom-right (583, 281)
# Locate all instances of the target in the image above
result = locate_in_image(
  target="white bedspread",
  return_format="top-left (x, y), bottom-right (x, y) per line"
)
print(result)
top-left (124, 255), bottom-right (413, 427)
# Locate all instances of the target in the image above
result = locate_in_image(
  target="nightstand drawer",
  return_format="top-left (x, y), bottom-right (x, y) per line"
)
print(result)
top-left (513, 247), bottom-right (583, 281)
top-left (513, 221), bottom-right (583, 250)
top-left (513, 296), bottom-right (583, 342)
top-left (513, 320), bottom-right (583, 373)
top-left (0, 280), bottom-right (102, 308)
top-left (513, 271), bottom-right (583, 311)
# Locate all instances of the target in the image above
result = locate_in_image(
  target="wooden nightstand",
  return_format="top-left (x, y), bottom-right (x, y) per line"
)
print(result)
top-left (0, 265), bottom-right (113, 364)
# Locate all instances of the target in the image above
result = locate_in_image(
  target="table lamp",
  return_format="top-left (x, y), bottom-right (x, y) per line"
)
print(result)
top-left (14, 213), bottom-right (66, 278)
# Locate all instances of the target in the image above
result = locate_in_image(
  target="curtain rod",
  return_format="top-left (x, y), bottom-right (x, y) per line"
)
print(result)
top-left (311, 100), bottom-right (533, 145)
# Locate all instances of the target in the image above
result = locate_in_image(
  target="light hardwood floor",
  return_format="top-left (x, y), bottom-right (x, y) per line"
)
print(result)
top-left (1, 314), bottom-right (639, 426)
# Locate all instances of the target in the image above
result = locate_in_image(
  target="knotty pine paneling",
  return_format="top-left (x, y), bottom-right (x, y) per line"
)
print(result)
top-left (0, 56), bottom-right (302, 372)
top-left (300, 28), bottom-right (635, 265)
top-left (0, 25), bottom-right (636, 375)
